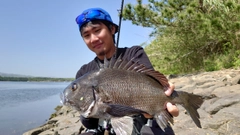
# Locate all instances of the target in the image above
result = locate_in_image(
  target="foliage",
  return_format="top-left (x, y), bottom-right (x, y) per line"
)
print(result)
top-left (233, 50), bottom-right (240, 67)
top-left (123, 0), bottom-right (240, 74)
top-left (49, 105), bottom-right (63, 119)
top-left (54, 105), bottom-right (63, 111)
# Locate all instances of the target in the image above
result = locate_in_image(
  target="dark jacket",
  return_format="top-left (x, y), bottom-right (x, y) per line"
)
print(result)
top-left (76, 46), bottom-right (153, 79)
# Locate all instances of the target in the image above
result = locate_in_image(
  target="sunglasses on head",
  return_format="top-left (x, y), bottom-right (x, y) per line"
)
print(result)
top-left (76, 10), bottom-right (112, 29)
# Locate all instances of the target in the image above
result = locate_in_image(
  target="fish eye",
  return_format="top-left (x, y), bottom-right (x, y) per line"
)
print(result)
top-left (71, 83), bottom-right (78, 91)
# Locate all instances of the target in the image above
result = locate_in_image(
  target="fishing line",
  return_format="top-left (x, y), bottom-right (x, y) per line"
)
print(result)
top-left (115, 0), bottom-right (124, 58)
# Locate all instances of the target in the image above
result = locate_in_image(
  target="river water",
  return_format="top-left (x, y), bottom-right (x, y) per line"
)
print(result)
top-left (0, 81), bottom-right (70, 135)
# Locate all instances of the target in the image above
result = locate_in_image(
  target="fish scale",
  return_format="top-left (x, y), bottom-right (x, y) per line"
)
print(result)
top-left (96, 69), bottom-right (164, 113)
top-left (104, 69), bottom-right (166, 109)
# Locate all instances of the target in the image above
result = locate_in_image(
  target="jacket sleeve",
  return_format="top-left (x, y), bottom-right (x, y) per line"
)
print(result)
top-left (125, 46), bottom-right (154, 69)
top-left (75, 64), bottom-right (86, 79)
top-left (75, 59), bottom-right (99, 79)
top-left (80, 115), bottom-right (99, 129)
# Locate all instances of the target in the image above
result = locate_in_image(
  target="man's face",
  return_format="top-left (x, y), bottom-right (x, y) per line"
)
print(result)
top-left (81, 22), bottom-right (115, 58)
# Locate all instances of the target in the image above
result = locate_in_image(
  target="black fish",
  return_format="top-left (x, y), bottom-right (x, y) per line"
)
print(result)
top-left (61, 56), bottom-right (204, 135)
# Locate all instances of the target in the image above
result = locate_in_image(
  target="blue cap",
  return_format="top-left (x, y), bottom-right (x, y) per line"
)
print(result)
top-left (75, 8), bottom-right (118, 33)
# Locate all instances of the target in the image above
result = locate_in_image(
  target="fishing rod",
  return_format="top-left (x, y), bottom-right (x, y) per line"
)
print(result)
top-left (115, 0), bottom-right (124, 58)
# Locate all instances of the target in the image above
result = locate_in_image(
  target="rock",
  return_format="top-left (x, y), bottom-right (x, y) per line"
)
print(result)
top-left (212, 85), bottom-right (240, 97)
top-left (231, 74), bottom-right (240, 85)
top-left (204, 94), bottom-right (240, 115)
top-left (23, 68), bottom-right (240, 135)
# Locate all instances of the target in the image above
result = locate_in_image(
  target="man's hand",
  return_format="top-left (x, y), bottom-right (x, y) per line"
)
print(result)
top-left (142, 82), bottom-right (179, 118)
top-left (165, 82), bottom-right (179, 117)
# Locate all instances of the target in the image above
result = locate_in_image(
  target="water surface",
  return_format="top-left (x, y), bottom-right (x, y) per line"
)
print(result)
top-left (0, 81), bottom-right (69, 135)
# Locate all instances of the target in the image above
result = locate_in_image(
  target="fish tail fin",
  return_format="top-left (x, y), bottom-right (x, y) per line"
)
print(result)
top-left (172, 91), bottom-right (204, 128)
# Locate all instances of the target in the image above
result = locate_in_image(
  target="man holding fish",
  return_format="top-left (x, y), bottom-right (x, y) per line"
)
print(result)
top-left (61, 7), bottom-right (200, 135)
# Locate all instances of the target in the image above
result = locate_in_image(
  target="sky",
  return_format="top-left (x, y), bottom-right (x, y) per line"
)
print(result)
top-left (0, 0), bottom-right (153, 78)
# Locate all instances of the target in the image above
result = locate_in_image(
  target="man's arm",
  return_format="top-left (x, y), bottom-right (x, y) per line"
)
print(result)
top-left (123, 46), bottom-right (154, 69)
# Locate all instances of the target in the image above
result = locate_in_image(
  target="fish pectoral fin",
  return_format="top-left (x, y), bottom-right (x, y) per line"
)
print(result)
top-left (107, 104), bottom-right (145, 117)
top-left (111, 116), bottom-right (134, 135)
top-left (155, 110), bottom-right (173, 132)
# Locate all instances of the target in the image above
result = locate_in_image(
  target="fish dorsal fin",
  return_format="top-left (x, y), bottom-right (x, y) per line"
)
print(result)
top-left (105, 54), bottom-right (170, 88)
top-left (103, 54), bottom-right (124, 69)
top-left (140, 67), bottom-right (170, 89)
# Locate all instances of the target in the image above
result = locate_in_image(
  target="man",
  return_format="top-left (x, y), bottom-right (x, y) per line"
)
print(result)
top-left (75, 8), bottom-right (179, 135)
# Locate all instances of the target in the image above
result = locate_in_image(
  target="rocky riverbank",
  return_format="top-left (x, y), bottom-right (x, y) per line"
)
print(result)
top-left (23, 68), bottom-right (240, 135)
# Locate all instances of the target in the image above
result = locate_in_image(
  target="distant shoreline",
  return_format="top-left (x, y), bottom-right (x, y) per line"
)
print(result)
top-left (0, 76), bottom-right (74, 82)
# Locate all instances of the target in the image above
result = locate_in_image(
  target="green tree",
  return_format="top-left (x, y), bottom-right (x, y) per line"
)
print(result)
top-left (123, 0), bottom-right (240, 74)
